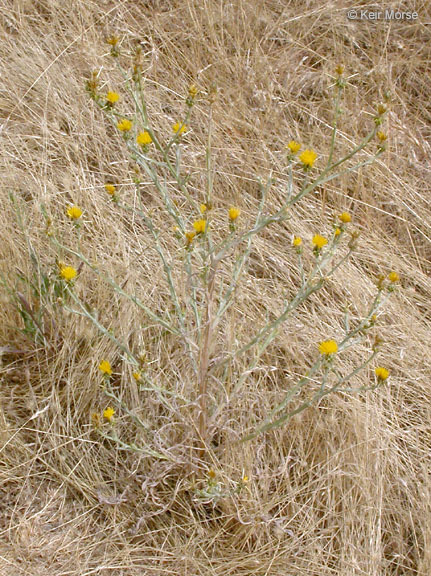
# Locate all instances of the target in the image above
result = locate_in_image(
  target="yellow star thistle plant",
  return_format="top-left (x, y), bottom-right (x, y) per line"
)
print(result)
top-left (35, 49), bottom-right (396, 454)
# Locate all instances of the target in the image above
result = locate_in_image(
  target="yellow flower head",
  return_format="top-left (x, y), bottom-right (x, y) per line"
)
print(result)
top-left (117, 118), bottom-right (132, 132)
top-left (60, 266), bottom-right (77, 282)
top-left (375, 367), bottom-right (389, 381)
top-left (185, 231), bottom-right (196, 244)
top-left (334, 227), bottom-right (341, 236)
top-left (200, 203), bottom-right (207, 214)
top-left (105, 183), bottom-right (116, 196)
top-left (67, 205), bottom-right (83, 220)
top-left (193, 219), bottom-right (206, 234)
top-left (292, 236), bottom-right (302, 247)
top-left (338, 212), bottom-right (351, 224)
top-left (388, 271), bottom-right (399, 283)
top-left (99, 360), bottom-right (112, 376)
top-left (137, 131), bottom-right (153, 146)
top-left (377, 131), bottom-right (387, 143)
top-left (188, 84), bottom-right (198, 98)
top-left (312, 234), bottom-right (328, 249)
top-left (173, 122), bottom-right (187, 135)
top-left (132, 372), bottom-right (142, 381)
top-left (287, 140), bottom-right (301, 154)
top-left (228, 207), bottom-right (240, 221)
top-left (299, 149), bottom-right (317, 168)
top-left (335, 64), bottom-right (345, 75)
top-left (103, 407), bottom-right (115, 422)
top-left (106, 35), bottom-right (119, 46)
top-left (377, 104), bottom-right (387, 116)
top-left (242, 475), bottom-right (249, 484)
top-left (106, 91), bottom-right (120, 104)
top-left (319, 340), bottom-right (338, 356)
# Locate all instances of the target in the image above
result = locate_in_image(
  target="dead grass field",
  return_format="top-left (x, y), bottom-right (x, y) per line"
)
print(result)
top-left (1, 1), bottom-right (431, 575)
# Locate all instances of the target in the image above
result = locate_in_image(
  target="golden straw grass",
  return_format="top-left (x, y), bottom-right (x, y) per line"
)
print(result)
top-left (1, 2), bottom-right (431, 575)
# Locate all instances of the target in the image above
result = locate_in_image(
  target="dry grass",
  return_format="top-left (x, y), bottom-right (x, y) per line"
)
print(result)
top-left (1, 1), bottom-right (431, 574)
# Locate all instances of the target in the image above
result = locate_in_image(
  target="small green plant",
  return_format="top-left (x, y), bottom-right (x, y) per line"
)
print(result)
top-left (2, 194), bottom-right (75, 349)
top-left (14, 43), bottom-right (397, 462)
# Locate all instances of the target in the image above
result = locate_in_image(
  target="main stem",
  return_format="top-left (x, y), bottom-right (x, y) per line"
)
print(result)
top-left (198, 261), bottom-right (217, 456)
